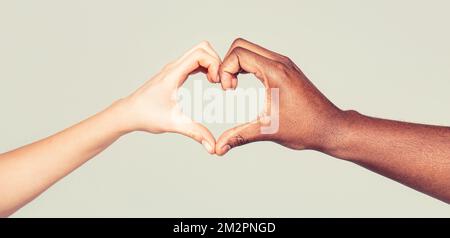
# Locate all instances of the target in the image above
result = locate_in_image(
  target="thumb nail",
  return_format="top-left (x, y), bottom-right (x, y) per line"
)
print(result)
top-left (202, 140), bottom-right (213, 154)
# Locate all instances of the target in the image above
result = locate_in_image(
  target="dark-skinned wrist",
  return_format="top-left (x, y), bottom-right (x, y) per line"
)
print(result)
top-left (316, 109), bottom-right (363, 160)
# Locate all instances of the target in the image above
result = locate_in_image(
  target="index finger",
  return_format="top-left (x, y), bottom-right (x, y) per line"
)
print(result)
top-left (172, 47), bottom-right (221, 87)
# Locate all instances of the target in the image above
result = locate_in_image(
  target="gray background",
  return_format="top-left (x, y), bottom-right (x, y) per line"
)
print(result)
top-left (1, 0), bottom-right (449, 217)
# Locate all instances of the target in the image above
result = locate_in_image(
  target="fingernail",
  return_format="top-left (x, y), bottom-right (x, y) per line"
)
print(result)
top-left (202, 140), bottom-right (213, 154)
top-left (221, 144), bottom-right (231, 154)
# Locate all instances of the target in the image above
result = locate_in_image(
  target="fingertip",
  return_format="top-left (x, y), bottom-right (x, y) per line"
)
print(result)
top-left (213, 70), bottom-right (220, 83)
top-left (219, 71), bottom-right (234, 90)
top-left (214, 135), bottom-right (231, 156)
top-left (231, 77), bottom-right (238, 89)
top-left (203, 130), bottom-right (217, 155)
top-left (209, 69), bottom-right (220, 84)
top-left (206, 73), bottom-right (215, 83)
top-left (215, 73), bottom-right (221, 83)
top-left (202, 140), bottom-right (215, 154)
top-left (201, 132), bottom-right (216, 155)
top-left (207, 62), bottom-right (220, 83)
top-left (216, 144), bottom-right (231, 156)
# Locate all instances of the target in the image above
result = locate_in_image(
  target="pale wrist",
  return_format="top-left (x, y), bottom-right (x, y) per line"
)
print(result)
top-left (102, 98), bottom-right (136, 136)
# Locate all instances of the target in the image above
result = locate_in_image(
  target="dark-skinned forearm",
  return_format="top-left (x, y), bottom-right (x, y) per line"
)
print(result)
top-left (323, 110), bottom-right (450, 203)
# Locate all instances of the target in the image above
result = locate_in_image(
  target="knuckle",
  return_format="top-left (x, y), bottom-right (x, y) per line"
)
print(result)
top-left (280, 55), bottom-right (293, 64)
top-left (231, 37), bottom-right (245, 47)
top-left (273, 61), bottom-right (290, 77)
top-left (198, 40), bottom-right (211, 49)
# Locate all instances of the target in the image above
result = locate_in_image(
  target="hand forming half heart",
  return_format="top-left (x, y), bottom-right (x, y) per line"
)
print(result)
top-left (119, 38), bottom-right (342, 156)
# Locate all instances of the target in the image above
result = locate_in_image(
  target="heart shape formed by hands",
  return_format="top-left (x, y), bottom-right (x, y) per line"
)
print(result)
top-left (124, 38), bottom-right (340, 156)
top-left (170, 39), bottom-right (285, 156)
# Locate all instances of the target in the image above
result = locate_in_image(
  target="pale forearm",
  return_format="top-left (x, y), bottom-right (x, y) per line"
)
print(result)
top-left (324, 110), bottom-right (450, 203)
top-left (0, 100), bottom-right (129, 216)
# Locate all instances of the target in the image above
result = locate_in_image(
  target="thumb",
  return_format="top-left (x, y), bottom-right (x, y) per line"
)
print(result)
top-left (171, 118), bottom-right (216, 154)
top-left (215, 120), bottom-right (264, 156)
